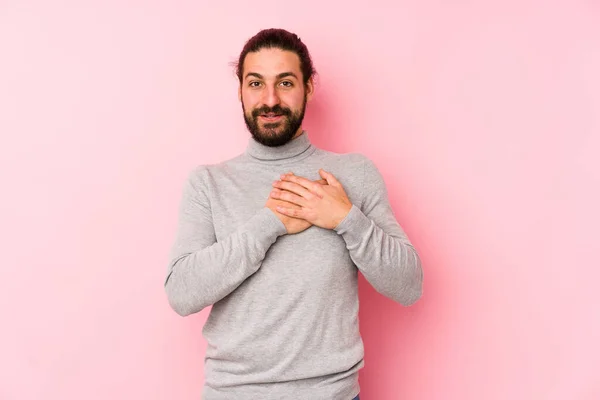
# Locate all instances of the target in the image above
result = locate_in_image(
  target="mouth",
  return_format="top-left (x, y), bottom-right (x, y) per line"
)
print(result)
top-left (259, 113), bottom-right (284, 122)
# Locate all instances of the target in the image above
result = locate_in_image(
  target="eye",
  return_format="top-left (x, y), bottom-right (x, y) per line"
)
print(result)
top-left (280, 81), bottom-right (293, 87)
top-left (248, 81), bottom-right (261, 88)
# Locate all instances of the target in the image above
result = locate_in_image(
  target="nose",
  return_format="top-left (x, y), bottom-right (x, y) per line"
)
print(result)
top-left (261, 85), bottom-right (280, 108)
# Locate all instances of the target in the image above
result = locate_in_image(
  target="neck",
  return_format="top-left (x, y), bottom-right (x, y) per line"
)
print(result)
top-left (246, 130), bottom-right (313, 162)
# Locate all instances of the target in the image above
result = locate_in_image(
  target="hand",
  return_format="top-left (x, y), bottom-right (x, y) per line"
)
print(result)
top-left (265, 174), bottom-right (328, 234)
top-left (270, 169), bottom-right (353, 230)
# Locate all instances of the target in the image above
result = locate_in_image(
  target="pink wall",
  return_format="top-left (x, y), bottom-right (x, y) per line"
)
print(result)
top-left (1, 1), bottom-right (598, 399)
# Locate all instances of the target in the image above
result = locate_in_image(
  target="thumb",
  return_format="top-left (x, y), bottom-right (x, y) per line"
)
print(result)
top-left (319, 169), bottom-right (340, 187)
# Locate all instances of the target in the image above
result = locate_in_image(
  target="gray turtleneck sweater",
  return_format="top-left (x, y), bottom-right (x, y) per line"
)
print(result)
top-left (164, 131), bottom-right (423, 400)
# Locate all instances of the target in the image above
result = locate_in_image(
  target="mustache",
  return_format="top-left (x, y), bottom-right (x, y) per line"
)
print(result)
top-left (251, 105), bottom-right (292, 118)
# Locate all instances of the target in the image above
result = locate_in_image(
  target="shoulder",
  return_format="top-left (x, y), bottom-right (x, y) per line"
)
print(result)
top-left (186, 153), bottom-right (245, 185)
top-left (316, 149), bottom-right (382, 179)
top-left (314, 148), bottom-right (375, 170)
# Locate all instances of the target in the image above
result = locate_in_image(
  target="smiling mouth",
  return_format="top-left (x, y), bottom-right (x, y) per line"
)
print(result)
top-left (260, 114), bottom-right (283, 120)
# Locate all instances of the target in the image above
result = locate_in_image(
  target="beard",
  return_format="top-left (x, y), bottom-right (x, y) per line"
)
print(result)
top-left (242, 94), bottom-right (307, 147)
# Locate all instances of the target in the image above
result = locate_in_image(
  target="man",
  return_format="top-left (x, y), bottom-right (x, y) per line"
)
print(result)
top-left (165, 28), bottom-right (423, 400)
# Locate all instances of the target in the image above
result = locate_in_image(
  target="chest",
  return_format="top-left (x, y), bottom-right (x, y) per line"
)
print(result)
top-left (208, 165), bottom-right (361, 238)
top-left (206, 165), bottom-right (362, 287)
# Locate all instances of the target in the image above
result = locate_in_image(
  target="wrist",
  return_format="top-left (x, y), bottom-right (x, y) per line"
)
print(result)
top-left (333, 203), bottom-right (353, 228)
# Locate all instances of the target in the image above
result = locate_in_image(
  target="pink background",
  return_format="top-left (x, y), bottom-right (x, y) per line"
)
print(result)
top-left (1, 1), bottom-right (599, 399)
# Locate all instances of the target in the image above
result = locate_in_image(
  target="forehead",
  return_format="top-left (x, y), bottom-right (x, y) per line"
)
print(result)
top-left (243, 48), bottom-right (302, 79)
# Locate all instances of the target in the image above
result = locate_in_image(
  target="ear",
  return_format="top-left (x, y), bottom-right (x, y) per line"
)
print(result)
top-left (305, 77), bottom-right (315, 102)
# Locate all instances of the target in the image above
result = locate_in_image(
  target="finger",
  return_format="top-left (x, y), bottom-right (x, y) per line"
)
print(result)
top-left (280, 173), bottom-right (325, 185)
top-left (273, 180), bottom-right (314, 199)
top-left (282, 172), bottom-right (325, 184)
top-left (319, 169), bottom-right (341, 187)
top-left (275, 206), bottom-right (305, 219)
top-left (280, 173), bottom-right (324, 184)
top-left (270, 188), bottom-right (307, 207)
top-left (271, 198), bottom-right (301, 210)
top-left (280, 174), bottom-right (325, 197)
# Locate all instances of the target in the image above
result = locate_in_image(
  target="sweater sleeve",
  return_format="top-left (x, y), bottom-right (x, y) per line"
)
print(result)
top-left (333, 157), bottom-right (423, 306)
top-left (164, 166), bottom-right (287, 316)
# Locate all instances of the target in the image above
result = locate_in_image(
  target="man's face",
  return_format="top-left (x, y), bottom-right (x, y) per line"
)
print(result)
top-left (239, 48), bottom-right (313, 147)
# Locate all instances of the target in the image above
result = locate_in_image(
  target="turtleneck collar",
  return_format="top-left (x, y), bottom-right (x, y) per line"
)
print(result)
top-left (245, 130), bottom-right (315, 162)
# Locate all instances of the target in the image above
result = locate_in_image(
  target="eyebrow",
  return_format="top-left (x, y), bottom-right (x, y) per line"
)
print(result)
top-left (244, 72), bottom-right (299, 81)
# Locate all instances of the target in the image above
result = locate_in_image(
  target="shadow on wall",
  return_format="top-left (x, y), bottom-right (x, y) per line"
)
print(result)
top-left (302, 81), bottom-right (470, 398)
top-left (303, 88), bottom-right (433, 398)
